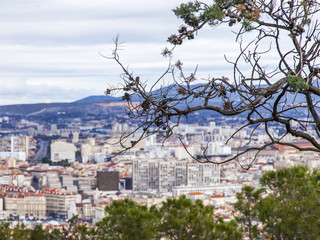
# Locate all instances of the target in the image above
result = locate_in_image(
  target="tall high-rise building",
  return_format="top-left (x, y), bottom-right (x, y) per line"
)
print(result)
top-left (187, 163), bottom-right (220, 186)
top-left (50, 140), bottom-right (76, 163)
top-left (40, 189), bottom-right (81, 218)
top-left (97, 171), bottom-right (119, 191)
top-left (51, 124), bottom-right (58, 135)
top-left (72, 132), bottom-right (79, 143)
top-left (132, 159), bottom-right (220, 193)
top-left (37, 125), bottom-right (44, 135)
top-left (0, 136), bottom-right (30, 161)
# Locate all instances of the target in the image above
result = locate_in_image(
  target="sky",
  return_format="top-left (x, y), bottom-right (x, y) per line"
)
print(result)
top-left (0, 0), bottom-right (243, 105)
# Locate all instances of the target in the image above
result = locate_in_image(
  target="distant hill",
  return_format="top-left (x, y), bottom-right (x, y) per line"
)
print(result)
top-left (74, 95), bottom-right (120, 103)
top-left (0, 83), bottom-right (312, 120)
top-left (0, 96), bottom-right (126, 119)
top-left (0, 102), bottom-right (71, 116)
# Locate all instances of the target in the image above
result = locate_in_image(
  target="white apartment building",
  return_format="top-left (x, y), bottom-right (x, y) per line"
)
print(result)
top-left (50, 140), bottom-right (76, 163)
top-left (133, 159), bottom-right (220, 193)
top-left (81, 143), bottom-right (101, 163)
top-left (0, 169), bottom-right (32, 187)
top-left (133, 159), bottom-right (159, 191)
top-left (60, 175), bottom-right (77, 193)
top-left (187, 163), bottom-right (220, 186)
top-left (172, 184), bottom-right (242, 197)
top-left (93, 202), bottom-right (108, 224)
top-left (0, 136), bottom-right (30, 161)
top-left (205, 142), bottom-right (231, 156)
top-left (4, 193), bottom-right (46, 218)
top-left (76, 202), bottom-right (94, 220)
top-left (0, 175), bottom-right (12, 185)
top-left (44, 172), bottom-right (62, 189)
top-left (81, 138), bottom-right (112, 163)
top-left (40, 189), bottom-right (81, 218)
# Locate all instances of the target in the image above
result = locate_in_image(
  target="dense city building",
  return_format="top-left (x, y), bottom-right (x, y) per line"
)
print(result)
top-left (0, 111), bottom-right (318, 228)
top-left (50, 140), bottom-right (76, 163)
top-left (133, 159), bottom-right (220, 193)
top-left (40, 189), bottom-right (81, 218)
top-left (97, 171), bottom-right (119, 191)
top-left (4, 193), bottom-right (46, 219)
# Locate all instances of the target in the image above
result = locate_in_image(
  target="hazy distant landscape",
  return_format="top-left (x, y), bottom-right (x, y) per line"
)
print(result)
top-left (1, 0), bottom-right (320, 238)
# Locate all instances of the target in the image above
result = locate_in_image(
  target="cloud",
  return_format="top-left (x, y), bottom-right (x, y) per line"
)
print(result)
top-left (0, 78), bottom-right (91, 105)
top-left (0, 0), bottom-right (289, 105)
top-left (0, 0), bottom-right (219, 105)
top-left (0, 0), bottom-right (181, 22)
top-left (0, 0), bottom-right (182, 45)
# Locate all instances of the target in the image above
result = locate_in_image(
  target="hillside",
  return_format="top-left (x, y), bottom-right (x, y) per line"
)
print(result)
top-left (73, 95), bottom-right (120, 104)
top-left (0, 96), bottom-right (124, 119)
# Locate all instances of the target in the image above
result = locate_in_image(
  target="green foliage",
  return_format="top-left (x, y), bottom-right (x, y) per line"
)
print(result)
top-left (258, 166), bottom-right (320, 239)
top-left (0, 222), bottom-right (57, 240)
top-left (159, 195), bottom-right (242, 240)
top-left (2, 166), bottom-right (320, 239)
top-left (11, 223), bottom-right (31, 240)
top-left (169, 1), bottom-right (229, 45)
top-left (95, 196), bottom-right (242, 240)
top-left (173, 2), bottom-right (201, 28)
top-left (173, 0), bottom-right (226, 27)
top-left (159, 195), bottom-right (213, 239)
top-left (49, 228), bottom-right (63, 240)
top-left (172, 0), bottom-right (260, 32)
top-left (2, 169), bottom-right (320, 240)
top-left (0, 221), bottom-right (11, 240)
top-left (235, 166), bottom-right (320, 239)
top-left (166, 0), bottom-right (270, 46)
top-left (201, 4), bottom-right (225, 26)
top-left (60, 215), bottom-right (97, 240)
top-left (96, 199), bottom-right (160, 240)
top-left (234, 185), bottom-right (265, 239)
top-left (287, 74), bottom-right (309, 91)
top-left (29, 225), bottom-right (50, 240)
top-left (167, 0), bottom-right (267, 47)
top-left (242, 19), bottom-right (254, 31)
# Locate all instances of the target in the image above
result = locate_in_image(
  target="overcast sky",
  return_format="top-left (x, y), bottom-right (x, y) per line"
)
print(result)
top-left (0, 0), bottom-right (243, 105)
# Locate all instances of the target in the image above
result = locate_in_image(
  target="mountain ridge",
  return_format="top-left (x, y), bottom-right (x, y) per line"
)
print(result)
top-left (73, 95), bottom-right (121, 104)
top-left (0, 95), bottom-right (122, 118)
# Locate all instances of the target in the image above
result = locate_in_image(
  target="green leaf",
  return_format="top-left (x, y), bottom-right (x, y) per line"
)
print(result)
top-left (287, 74), bottom-right (309, 90)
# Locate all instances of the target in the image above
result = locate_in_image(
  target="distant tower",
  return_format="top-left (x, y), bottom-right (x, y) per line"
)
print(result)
top-left (37, 125), bottom-right (44, 135)
top-left (51, 124), bottom-right (58, 135)
top-left (10, 136), bottom-right (16, 154)
top-left (50, 140), bottom-right (76, 163)
top-left (9, 136), bottom-right (29, 160)
top-left (97, 171), bottom-right (119, 191)
top-left (72, 132), bottom-right (79, 143)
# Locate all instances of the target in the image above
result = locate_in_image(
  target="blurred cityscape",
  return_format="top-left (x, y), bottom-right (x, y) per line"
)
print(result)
top-left (0, 99), bottom-right (318, 228)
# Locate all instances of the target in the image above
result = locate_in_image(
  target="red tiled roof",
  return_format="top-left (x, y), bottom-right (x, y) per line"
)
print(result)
top-left (29, 169), bottom-right (47, 172)
top-left (19, 165), bottom-right (30, 168)
top-left (210, 195), bottom-right (224, 198)
top-left (188, 192), bottom-right (203, 195)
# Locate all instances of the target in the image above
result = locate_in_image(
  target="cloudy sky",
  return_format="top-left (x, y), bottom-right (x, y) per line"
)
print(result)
top-left (0, 0), bottom-right (242, 105)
